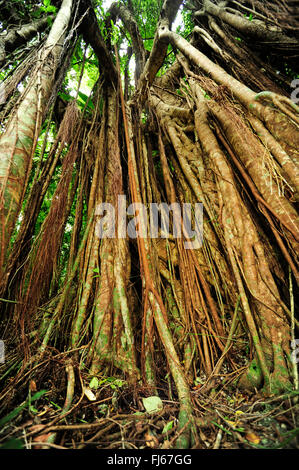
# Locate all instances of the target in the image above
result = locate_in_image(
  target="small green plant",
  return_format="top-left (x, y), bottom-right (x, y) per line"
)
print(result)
top-left (89, 375), bottom-right (125, 391)
top-left (244, 13), bottom-right (254, 21)
top-left (162, 420), bottom-right (174, 435)
top-left (92, 267), bottom-right (100, 279)
top-left (0, 390), bottom-right (48, 428)
top-left (106, 377), bottom-right (125, 390)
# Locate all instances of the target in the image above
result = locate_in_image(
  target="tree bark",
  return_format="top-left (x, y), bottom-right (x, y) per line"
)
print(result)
top-left (133, 0), bottom-right (183, 105)
top-left (109, 2), bottom-right (146, 82)
top-left (0, 0), bottom-right (74, 273)
top-left (0, 16), bottom-right (52, 68)
top-left (197, 0), bottom-right (297, 44)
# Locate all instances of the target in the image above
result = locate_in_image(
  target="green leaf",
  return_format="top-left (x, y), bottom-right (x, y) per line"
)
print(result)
top-left (47, 16), bottom-right (54, 26)
top-left (89, 377), bottom-right (100, 389)
top-left (59, 92), bottom-right (71, 102)
top-left (98, 404), bottom-right (108, 415)
top-left (114, 379), bottom-right (124, 388)
top-left (32, 9), bottom-right (42, 18)
top-left (162, 420), bottom-right (174, 434)
top-left (46, 5), bottom-right (57, 13)
top-left (50, 401), bottom-right (62, 410)
top-left (77, 91), bottom-right (94, 111)
top-left (78, 91), bottom-right (89, 102)
top-left (142, 396), bottom-right (163, 414)
top-left (29, 405), bottom-right (38, 414)
top-left (31, 389), bottom-right (48, 401)
top-left (0, 439), bottom-right (23, 449)
top-left (0, 390), bottom-right (48, 427)
top-left (0, 402), bottom-right (27, 427)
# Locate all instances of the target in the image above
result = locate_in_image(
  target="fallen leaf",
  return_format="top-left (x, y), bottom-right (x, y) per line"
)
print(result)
top-left (84, 387), bottom-right (96, 401)
top-left (145, 431), bottom-right (159, 448)
top-left (33, 433), bottom-right (54, 449)
top-left (245, 431), bottom-right (260, 444)
top-left (161, 439), bottom-right (171, 449)
top-left (142, 396), bottom-right (163, 415)
top-left (33, 433), bottom-right (52, 442)
top-left (29, 380), bottom-right (37, 392)
top-left (89, 377), bottom-right (99, 390)
top-left (226, 420), bottom-right (237, 427)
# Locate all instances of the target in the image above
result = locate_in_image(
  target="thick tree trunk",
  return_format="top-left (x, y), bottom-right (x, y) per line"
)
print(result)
top-left (0, 0), bottom-right (73, 273)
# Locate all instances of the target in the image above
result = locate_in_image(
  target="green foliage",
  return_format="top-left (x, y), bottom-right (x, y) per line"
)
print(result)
top-left (110, 19), bottom-right (121, 45)
top-left (32, 0), bottom-right (57, 19)
top-left (0, 1), bottom-right (45, 26)
top-left (58, 169), bottom-right (81, 282)
top-left (181, 6), bottom-right (194, 38)
top-left (89, 375), bottom-right (126, 391)
top-left (40, 0), bottom-right (57, 15)
top-left (0, 389), bottom-right (48, 428)
top-left (63, 41), bottom-right (99, 111)
top-left (162, 420), bottom-right (174, 434)
top-left (119, 52), bottom-right (131, 77)
top-left (128, 0), bottom-right (162, 52)
top-left (97, 403), bottom-right (109, 415)
top-left (89, 376), bottom-right (100, 389)
top-left (157, 44), bottom-right (177, 76)
top-left (244, 13), bottom-right (254, 21)
top-left (154, 158), bottom-right (163, 181)
top-left (77, 91), bottom-right (95, 111)
top-left (92, 267), bottom-right (100, 279)
top-left (0, 438), bottom-right (24, 449)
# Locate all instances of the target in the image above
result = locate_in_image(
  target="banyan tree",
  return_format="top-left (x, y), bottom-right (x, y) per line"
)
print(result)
top-left (0, 0), bottom-right (298, 449)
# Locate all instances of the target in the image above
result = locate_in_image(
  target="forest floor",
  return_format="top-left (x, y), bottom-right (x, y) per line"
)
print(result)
top-left (0, 354), bottom-right (298, 450)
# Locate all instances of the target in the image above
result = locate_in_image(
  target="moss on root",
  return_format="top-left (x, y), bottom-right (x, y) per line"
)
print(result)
top-left (238, 356), bottom-right (294, 395)
top-left (238, 358), bottom-right (263, 392)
